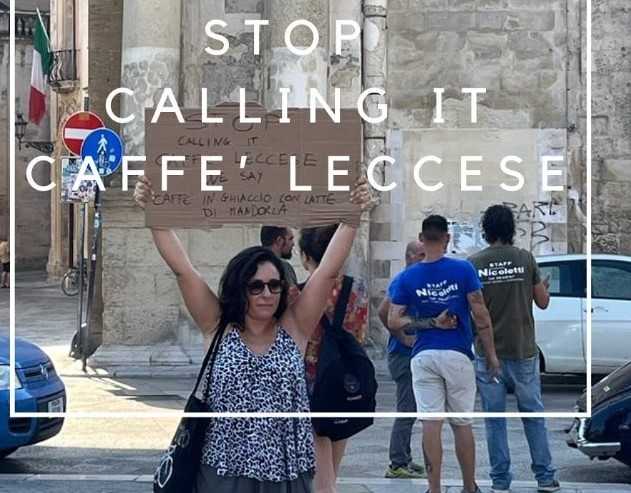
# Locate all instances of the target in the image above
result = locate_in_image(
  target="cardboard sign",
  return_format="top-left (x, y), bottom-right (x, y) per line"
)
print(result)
top-left (144, 105), bottom-right (361, 228)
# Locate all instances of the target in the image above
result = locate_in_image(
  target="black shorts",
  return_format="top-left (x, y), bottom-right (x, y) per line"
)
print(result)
top-left (2, 263), bottom-right (8, 273)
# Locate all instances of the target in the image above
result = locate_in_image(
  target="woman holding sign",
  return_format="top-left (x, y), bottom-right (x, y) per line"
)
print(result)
top-left (299, 225), bottom-right (372, 493)
top-left (134, 176), bottom-right (370, 493)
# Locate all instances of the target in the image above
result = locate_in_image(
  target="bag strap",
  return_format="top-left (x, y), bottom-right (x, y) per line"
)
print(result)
top-left (194, 324), bottom-right (225, 400)
top-left (330, 275), bottom-right (354, 330)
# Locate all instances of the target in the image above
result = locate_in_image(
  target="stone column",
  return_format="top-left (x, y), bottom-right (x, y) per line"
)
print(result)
top-left (263, 0), bottom-right (330, 278)
top-left (363, 0), bottom-right (390, 352)
top-left (265, 0), bottom-right (329, 109)
top-left (176, 0), bottom-right (269, 362)
top-left (91, 0), bottom-right (188, 373)
top-left (83, 0), bottom-right (123, 354)
top-left (329, 0), bottom-right (374, 345)
top-left (46, 91), bottom-right (82, 279)
top-left (47, 0), bottom-right (80, 279)
top-left (119, 0), bottom-right (182, 157)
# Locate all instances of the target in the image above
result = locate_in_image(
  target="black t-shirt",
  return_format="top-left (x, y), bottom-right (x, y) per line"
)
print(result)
top-left (468, 245), bottom-right (541, 360)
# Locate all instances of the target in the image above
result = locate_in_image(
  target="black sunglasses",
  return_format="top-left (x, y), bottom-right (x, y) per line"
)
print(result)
top-left (246, 279), bottom-right (285, 295)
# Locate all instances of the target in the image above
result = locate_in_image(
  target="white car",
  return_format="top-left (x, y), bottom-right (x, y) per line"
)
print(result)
top-left (535, 254), bottom-right (631, 375)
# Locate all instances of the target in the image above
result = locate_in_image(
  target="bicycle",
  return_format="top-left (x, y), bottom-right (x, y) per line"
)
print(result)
top-left (61, 264), bottom-right (87, 296)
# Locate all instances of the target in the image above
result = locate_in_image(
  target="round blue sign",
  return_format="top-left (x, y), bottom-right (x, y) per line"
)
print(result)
top-left (80, 128), bottom-right (123, 177)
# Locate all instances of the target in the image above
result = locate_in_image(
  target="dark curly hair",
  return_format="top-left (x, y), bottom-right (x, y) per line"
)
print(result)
top-left (216, 246), bottom-right (288, 331)
top-left (481, 204), bottom-right (516, 245)
top-left (298, 224), bottom-right (339, 266)
top-left (260, 226), bottom-right (288, 247)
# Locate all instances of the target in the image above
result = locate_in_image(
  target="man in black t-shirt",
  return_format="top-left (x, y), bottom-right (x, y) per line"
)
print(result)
top-left (468, 205), bottom-right (559, 493)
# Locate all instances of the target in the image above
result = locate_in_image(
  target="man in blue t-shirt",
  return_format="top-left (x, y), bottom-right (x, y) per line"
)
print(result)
top-left (388, 215), bottom-right (500, 493)
top-left (380, 239), bottom-right (456, 479)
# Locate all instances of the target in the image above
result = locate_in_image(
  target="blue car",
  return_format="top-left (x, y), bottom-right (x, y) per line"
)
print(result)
top-left (0, 335), bottom-right (66, 459)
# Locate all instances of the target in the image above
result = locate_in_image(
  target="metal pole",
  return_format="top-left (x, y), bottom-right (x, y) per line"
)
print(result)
top-left (68, 203), bottom-right (74, 268)
top-left (83, 187), bottom-right (101, 368)
top-left (75, 203), bottom-right (87, 363)
top-left (80, 95), bottom-right (91, 370)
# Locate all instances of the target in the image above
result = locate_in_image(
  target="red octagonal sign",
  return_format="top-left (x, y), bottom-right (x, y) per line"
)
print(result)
top-left (62, 111), bottom-right (105, 156)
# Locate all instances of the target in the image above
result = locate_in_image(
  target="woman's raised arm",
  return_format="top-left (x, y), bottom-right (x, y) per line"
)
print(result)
top-left (283, 180), bottom-right (372, 348)
top-left (134, 177), bottom-right (220, 336)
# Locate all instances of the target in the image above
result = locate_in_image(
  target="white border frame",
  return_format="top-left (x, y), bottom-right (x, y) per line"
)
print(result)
top-left (10, 1), bottom-right (592, 419)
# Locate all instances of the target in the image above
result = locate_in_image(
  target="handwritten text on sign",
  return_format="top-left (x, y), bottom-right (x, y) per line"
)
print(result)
top-left (144, 105), bottom-right (361, 228)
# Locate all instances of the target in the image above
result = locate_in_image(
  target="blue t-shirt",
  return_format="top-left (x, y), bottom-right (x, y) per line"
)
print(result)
top-left (390, 256), bottom-right (482, 360)
top-left (386, 271), bottom-right (412, 357)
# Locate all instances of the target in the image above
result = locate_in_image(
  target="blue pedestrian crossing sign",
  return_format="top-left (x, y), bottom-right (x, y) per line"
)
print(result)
top-left (80, 128), bottom-right (123, 177)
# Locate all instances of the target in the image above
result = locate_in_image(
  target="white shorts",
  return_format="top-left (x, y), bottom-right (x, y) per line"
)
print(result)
top-left (411, 349), bottom-right (476, 425)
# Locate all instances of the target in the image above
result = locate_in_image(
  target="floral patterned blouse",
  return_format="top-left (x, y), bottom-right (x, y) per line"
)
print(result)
top-left (304, 274), bottom-right (369, 394)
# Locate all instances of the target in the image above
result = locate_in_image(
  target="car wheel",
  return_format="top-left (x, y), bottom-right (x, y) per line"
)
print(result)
top-left (0, 448), bottom-right (18, 459)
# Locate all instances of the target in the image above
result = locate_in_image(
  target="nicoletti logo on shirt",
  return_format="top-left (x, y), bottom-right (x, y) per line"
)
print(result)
top-left (416, 281), bottom-right (459, 298)
top-left (478, 261), bottom-right (525, 279)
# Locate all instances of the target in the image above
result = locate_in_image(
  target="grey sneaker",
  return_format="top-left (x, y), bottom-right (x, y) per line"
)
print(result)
top-left (538, 480), bottom-right (561, 492)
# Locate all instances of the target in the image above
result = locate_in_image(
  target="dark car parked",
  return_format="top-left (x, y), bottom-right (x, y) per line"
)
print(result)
top-left (567, 361), bottom-right (631, 467)
top-left (0, 335), bottom-right (66, 459)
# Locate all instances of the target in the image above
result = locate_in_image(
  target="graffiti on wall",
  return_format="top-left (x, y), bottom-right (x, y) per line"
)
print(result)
top-left (448, 200), bottom-right (566, 257)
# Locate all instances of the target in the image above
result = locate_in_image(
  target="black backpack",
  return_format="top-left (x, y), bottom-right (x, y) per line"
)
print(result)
top-left (309, 275), bottom-right (377, 441)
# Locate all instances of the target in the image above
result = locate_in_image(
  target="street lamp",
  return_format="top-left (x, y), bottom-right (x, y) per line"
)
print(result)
top-left (14, 113), bottom-right (27, 150)
top-left (14, 112), bottom-right (55, 154)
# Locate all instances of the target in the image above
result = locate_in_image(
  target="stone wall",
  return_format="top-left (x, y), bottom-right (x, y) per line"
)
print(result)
top-left (0, 31), bottom-right (51, 269)
top-left (395, 128), bottom-right (568, 256)
top-left (1, 6), bottom-right (53, 259)
top-left (364, 0), bottom-right (585, 347)
top-left (0, 11), bottom-right (8, 239)
top-left (382, 0), bottom-right (580, 253)
top-left (387, 0), bottom-right (570, 129)
top-left (592, 0), bottom-right (631, 254)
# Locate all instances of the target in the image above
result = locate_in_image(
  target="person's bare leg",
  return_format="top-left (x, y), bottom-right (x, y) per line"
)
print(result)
top-left (451, 422), bottom-right (477, 493)
top-left (314, 434), bottom-right (336, 493)
top-left (331, 438), bottom-right (347, 477)
top-left (422, 420), bottom-right (443, 493)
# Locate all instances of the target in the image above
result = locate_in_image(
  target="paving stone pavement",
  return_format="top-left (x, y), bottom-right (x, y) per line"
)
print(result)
top-left (0, 476), bottom-right (630, 493)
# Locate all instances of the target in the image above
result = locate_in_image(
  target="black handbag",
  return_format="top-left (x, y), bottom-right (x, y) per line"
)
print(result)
top-left (153, 325), bottom-right (225, 493)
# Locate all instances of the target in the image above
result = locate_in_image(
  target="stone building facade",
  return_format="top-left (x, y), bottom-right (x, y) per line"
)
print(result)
top-left (33, 0), bottom-right (628, 370)
top-left (1, 0), bottom-right (52, 269)
top-left (591, 0), bottom-right (631, 253)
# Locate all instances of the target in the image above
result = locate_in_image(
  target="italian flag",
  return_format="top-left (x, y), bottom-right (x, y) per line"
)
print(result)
top-left (28, 10), bottom-right (52, 125)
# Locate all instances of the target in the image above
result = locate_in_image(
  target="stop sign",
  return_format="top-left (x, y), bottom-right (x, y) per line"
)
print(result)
top-left (62, 111), bottom-right (104, 156)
